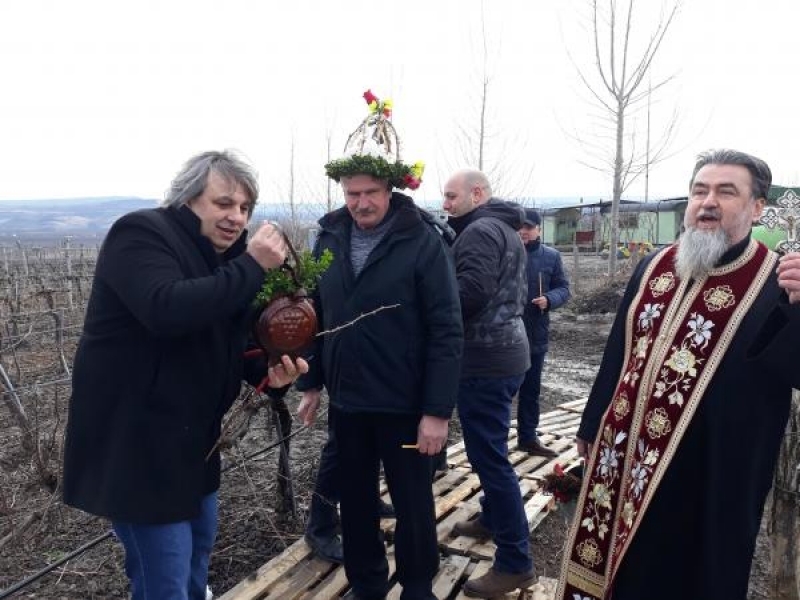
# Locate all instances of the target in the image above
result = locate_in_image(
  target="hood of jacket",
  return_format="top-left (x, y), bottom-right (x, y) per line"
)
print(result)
top-left (448, 198), bottom-right (525, 237)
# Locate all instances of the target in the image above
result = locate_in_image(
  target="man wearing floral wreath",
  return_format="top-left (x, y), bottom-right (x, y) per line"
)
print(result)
top-left (558, 149), bottom-right (800, 600)
top-left (295, 91), bottom-right (463, 600)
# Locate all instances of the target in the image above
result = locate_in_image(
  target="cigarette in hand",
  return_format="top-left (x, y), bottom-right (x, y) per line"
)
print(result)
top-left (401, 444), bottom-right (419, 449)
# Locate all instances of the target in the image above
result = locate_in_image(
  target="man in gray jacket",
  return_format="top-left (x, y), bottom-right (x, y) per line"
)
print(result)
top-left (442, 169), bottom-right (536, 598)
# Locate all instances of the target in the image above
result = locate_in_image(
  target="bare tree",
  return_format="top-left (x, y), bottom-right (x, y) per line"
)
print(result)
top-left (438, 0), bottom-right (534, 198)
top-left (767, 392), bottom-right (800, 599)
top-left (325, 127), bottom-right (334, 212)
top-left (288, 133), bottom-right (296, 223)
top-left (571, 0), bottom-right (680, 274)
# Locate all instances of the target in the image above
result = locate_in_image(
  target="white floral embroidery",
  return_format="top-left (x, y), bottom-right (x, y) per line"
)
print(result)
top-left (573, 595), bottom-right (594, 600)
top-left (630, 461), bottom-right (648, 498)
top-left (668, 389), bottom-right (685, 407)
top-left (653, 310), bottom-right (714, 412)
top-left (687, 312), bottom-right (714, 348)
top-left (583, 428), bottom-right (627, 538)
top-left (599, 446), bottom-right (618, 476)
top-left (638, 303), bottom-right (662, 331)
top-left (643, 448), bottom-right (660, 465)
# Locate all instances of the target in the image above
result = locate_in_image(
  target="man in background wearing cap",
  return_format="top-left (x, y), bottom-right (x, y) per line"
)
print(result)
top-left (295, 91), bottom-right (463, 600)
top-left (516, 209), bottom-right (570, 457)
top-left (442, 169), bottom-right (537, 597)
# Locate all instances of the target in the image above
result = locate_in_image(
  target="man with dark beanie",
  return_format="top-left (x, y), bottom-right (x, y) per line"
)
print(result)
top-left (516, 208), bottom-right (570, 457)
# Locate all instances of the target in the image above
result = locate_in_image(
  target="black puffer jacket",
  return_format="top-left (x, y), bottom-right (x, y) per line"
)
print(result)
top-left (63, 206), bottom-right (267, 524)
top-left (449, 200), bottom-right (530, 378)
top-left (296, 193), bottom-right (463, 418)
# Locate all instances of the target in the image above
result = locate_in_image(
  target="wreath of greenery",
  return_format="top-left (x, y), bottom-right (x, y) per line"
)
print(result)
top-left (325, 154), bottom-right (415, 190)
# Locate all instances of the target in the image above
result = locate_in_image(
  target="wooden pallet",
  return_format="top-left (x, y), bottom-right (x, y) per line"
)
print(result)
top-left (218, 400), bottom-right (585, 600)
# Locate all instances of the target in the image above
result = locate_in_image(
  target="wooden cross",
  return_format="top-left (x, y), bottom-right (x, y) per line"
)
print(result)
top-left (760, 189), bottom-right (800, 254)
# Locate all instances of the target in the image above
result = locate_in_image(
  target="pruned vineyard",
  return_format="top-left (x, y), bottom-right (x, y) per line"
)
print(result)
top-left (0, 241), bottom-right (98, 518)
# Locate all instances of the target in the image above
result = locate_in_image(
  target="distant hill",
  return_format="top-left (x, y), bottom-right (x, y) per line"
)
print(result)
top-left (0, 197), bottom-right (158, 244)
top-left (0, 194), bottom-right (607, 246)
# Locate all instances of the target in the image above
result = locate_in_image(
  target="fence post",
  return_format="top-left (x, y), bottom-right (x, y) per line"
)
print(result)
top-left (64, 238), bottom-right (74, 309)
top-left (770, 391), bottom-right (800, 599)
top-left (572, 237), bottom-right (580, 297)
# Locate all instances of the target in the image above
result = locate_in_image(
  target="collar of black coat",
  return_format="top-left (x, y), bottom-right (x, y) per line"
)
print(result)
top-left (717, 233), bottom-right (751, 266)
top-left (447, 198), bottom-right (526, 237)
top-left (166, 204), bottom-right (249, 266)
top-left (318, 192), bottom-right (421, 234)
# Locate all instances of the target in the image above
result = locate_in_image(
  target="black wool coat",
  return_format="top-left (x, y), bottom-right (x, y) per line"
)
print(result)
top-left (63, 205), bottom-right (266, 524)
top-left (296, 193), bottom-right (463, 419)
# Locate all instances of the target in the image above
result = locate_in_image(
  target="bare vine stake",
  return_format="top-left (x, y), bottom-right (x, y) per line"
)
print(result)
top-left (315, 304), bottom-right (401, 337)
top-left (0, 361), bottom-right (34, 454)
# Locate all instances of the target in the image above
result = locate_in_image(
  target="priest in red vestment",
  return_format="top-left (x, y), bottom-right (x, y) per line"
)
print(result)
top-left (558, 149), bottom-right (800, 600)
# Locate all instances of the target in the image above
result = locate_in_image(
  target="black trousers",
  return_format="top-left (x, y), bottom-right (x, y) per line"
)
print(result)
top-left (334, 408), bottom-right (439, 600)
top-left (306, 411), bottom-right (340, 538)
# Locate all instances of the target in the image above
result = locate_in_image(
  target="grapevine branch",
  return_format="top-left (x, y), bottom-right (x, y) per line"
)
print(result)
top-left (316, 304), bottom-right (401, 337)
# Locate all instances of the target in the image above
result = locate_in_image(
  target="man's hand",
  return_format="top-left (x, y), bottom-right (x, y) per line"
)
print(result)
top-left (777, 252), bottom-right (800, 304)
top-left (247, 221), bottom-right (287, 271)
top-left (532, 295), bottom-right (549, 310)
top-left (297, 389), bottom-right (322, 427)
top-left (416, 415), bottom-right (449, 456)
top-left (576, 437), bottom-right (593, 460)
top-left (267, 355), bottom-right (308, 388)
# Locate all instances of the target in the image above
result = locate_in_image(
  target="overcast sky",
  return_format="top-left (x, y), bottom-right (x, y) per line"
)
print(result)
top-left (2, 0), bottom-right (799, 204)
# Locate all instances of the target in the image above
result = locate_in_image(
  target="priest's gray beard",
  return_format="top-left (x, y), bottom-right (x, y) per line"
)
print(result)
top-left (675, 226), bottom-right (730, 281)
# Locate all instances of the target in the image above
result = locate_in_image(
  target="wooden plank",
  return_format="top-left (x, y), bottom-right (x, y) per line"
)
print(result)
top-left (221, 401), bottom-right (584, 599)
top-left (557, 399), bottom-right (588, 413)
top-left (454, 556), bottom-right (491, 600)
top-left (513, 453), bottom-right (555, 478)
top-left (218, 537), bottom-right (309, 600)
top-left (539, 422), bottom-right (581, 438)
top-left (524, 492), bottom-right (556, 525)
top-left (433, 473), bottom-right (482, 517)
top-left (537, 409), bottom-right (575, 425)
top-left (297, 565), bottom-right (348, 599)
top-left (436, 499), bottom-right (478, 544)
top-left (531, 577), bottom-right (559, 600)
top-left (432, 554), bottom-right (471, 598)
top-left (536, 412), bottom-right (582, 429)
top-left (263, 558), bottom-right (335, 599)
top-left (527, 447), bottom-right (578, 481)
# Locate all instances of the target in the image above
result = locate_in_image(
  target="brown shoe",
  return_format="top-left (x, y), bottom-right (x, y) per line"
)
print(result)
top-left (463, 567), bottom-right (537, 598)
top-left (451, 516), bottom-right (492, 541)
top-left (517, 438), bottom-right (558, 458)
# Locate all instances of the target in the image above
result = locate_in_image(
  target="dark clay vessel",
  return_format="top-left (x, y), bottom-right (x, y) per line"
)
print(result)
top-left (254, 293), bottom-right (318, 360)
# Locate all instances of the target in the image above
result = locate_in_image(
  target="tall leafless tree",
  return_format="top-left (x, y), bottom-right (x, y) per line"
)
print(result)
top-left (439, 1), bottom-right (534, 199)
top-left (571, 0), bottom-right (680, 274)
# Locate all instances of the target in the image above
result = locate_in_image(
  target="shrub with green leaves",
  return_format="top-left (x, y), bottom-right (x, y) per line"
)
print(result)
top-left (255, 248), bottom-right (333, 306)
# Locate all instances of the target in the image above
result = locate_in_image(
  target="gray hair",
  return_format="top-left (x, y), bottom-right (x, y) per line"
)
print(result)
top-left (690, 149), bottom-right (772, 201)
top-left (163, 150), bottom-right (259, 214)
